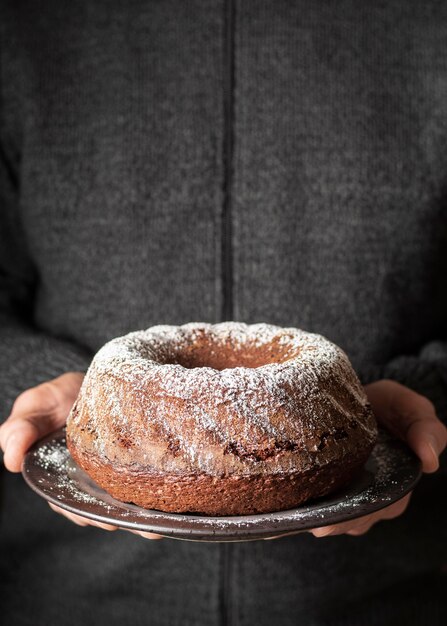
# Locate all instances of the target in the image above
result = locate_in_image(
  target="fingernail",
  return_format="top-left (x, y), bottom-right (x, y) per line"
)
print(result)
top-left (4, 432), bottom-right (17, 450)
top-left (311, 527), bottom-right (333, 537)
top-left (423, 436), bottom-right (439, 472)
top-left (426, 433), bottom-right (440, 454)
top-left (2, 433), bottom-right (21, 472)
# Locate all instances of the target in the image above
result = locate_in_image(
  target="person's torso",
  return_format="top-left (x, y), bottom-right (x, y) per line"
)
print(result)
top-left (3, 0), bottom-right (447, 373)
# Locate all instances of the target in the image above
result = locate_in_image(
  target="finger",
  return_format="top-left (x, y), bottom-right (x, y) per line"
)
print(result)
top-left (346, 496), bottom-right (411, 535)
top-left (366, 380), bottom-right (447, 472)
top-left (127, 529), bottom-right (164, 540)
top-left (1, 414), bottom-right (61, 472)
top-left (0, 378), bottom-right (80, 472)
top-left (263, 530), bottom-right (302, 540)
top-left (378, 493), bottom-right (411, 519)
top-left (311, 515), bottom-right (376, 537)
top-left (2, 381), bottom-right (61, 429)
top-left (0, 383), bottom-right (61, 447)
top-left (1, 373), bottom-right (84, 446)
top-left (346, 524), bottom-right (374, 536)
top-left (88, 521), bottom-right (119, 531)
top-left (310, 494), bottom-right (412, 537)
top-left (406, 420), bottom-right (447, 473)
top-left (49, 503), bottom-right (90, 527)
top-left (310, 525), bottom-right (345, 537)
top-left (48, 503), bottom-right (118, 531)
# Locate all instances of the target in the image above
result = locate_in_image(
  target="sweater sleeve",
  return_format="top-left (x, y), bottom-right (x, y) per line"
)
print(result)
top-left (359, 343), bottom-right (447, 425)
top-left (0, 140), bottom-right (92, 421)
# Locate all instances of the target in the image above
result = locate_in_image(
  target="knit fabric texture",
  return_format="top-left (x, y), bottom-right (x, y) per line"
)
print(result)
top-left (1, 1), bottom-right (446, 625)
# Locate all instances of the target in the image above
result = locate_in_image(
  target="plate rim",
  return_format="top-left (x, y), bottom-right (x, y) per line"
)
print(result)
top-left (22, 427), bottom-right (422, 542)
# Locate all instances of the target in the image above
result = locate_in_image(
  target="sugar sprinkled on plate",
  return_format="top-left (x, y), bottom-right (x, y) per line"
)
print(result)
top-left (36, 439), bottom-right (69, 471)
top-left (34, 436), bottom-right (108, 507)
top-left (23, 425), bottom-right (420, 540)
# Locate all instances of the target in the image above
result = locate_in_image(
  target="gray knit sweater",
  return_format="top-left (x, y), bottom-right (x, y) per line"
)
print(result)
top-left (1, 1), bottom-right (446, 625)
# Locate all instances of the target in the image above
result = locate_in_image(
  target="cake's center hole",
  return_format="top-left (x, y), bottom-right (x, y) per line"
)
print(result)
top-left (158, 335), bottom-right (297, 370)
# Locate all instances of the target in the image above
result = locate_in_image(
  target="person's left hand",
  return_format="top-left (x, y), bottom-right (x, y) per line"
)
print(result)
top-left (309, 379), bottom-right (447, 537)
top-left (0, 373), bottom-right (162, 540)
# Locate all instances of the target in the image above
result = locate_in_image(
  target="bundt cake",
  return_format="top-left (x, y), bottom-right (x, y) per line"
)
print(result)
top-left (66, 322), bottom-right (377, 515)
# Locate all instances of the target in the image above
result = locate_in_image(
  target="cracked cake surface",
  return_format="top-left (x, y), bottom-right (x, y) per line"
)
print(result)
top-left (66, 322), bottom-right (377, 515)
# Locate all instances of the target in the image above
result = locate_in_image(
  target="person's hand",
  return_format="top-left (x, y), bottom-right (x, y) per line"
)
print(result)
top-left (309, 379), bottom-right (447, 537)
top-left (0, 373), bottom-right (162, 540)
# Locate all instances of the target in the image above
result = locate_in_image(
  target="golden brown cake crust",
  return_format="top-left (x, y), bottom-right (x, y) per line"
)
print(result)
top-left (66, 322), bottom-right (377, 515)
top-left (68, 444), bottom-right (371, 515)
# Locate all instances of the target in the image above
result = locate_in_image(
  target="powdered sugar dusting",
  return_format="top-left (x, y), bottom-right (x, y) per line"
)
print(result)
top-left (35, 439), bottom-right (105, 506)
top-left (67, 321), bottom-right (377, 477)
top-left (24, 429), bottom-right (420, 540)
top-left (36, 441), bottom-right (68, 471)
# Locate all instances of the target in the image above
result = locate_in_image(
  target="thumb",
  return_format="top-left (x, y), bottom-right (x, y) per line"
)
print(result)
top-left (365, 380), bottom-right (447, 473)
top-left (0, 373), bottom-right (83, 472)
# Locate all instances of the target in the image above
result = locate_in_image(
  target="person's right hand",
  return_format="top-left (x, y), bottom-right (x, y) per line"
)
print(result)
top-left (0, 372), bottom-right (162, 540)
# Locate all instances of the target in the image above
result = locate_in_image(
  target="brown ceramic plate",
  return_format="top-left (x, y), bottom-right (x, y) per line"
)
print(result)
top-left (22, 428), bottom-right (421, 542)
